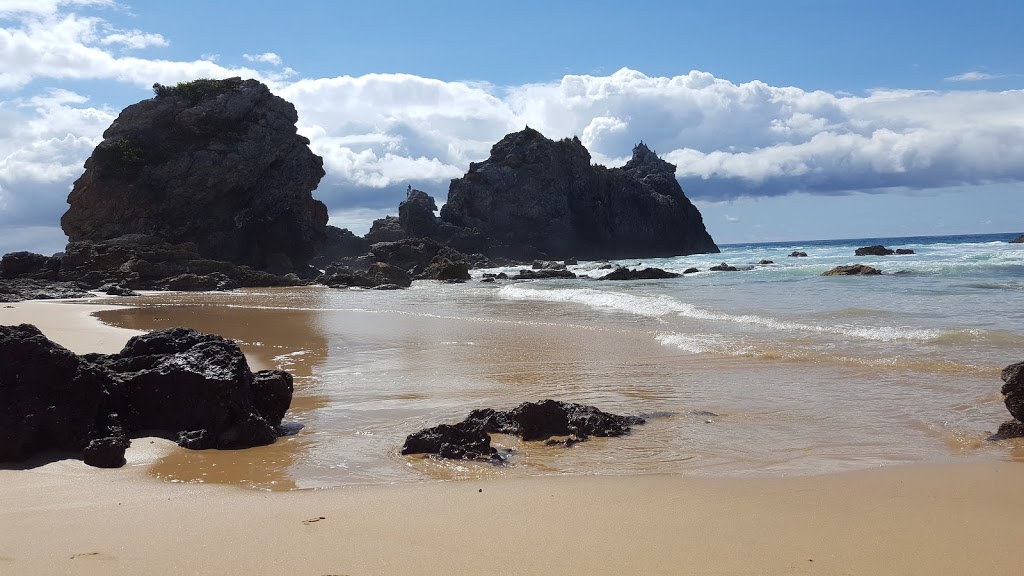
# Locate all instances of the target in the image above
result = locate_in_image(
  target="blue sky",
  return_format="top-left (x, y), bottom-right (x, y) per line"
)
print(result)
top-left (1, 0), bottom-right (1023, 254)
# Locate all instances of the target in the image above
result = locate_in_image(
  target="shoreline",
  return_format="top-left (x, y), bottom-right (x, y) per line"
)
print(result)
top-left (4, 295), bottom-right (1024, 574)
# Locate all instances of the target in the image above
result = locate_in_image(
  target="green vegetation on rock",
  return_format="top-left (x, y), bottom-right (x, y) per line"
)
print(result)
top-left (152, 77), bottom-right (243, 105)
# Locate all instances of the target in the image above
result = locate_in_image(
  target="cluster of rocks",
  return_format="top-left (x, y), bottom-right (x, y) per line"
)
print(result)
top-left (401, 400), bottom-right (645, 461)
top-left (855, 245), bottom-right (915, 256)
top-left (995, 361), bottom-right (1024, 438)
top-left (0, 325), bottom-right (293, 468)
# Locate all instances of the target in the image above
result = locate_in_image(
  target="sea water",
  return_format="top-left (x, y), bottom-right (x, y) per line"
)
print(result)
top-left (96, 232), bottom-right (1024, 489)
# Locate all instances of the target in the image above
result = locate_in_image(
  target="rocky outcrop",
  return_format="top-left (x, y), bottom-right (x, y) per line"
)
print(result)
top-left (855, 245), bottom-right (895, 256)
top-left (789, 251), bottom-right (808, 257)
top-left (709, 263), bottom-right (738, 272)
top-left (0, 325), bottom-right (294, 467)
top-left (311, 226), bottom-right (370, 269)
top-left (1010, 235), bottom-right (1024, 244)
top-left (365, 188), bottom-right (487, 255)
top-left (0, 252), bottom-right (61, 280)
top-left (438, 128), bottom-right (719, 261)
top-left (61, 78), bottom-right (328, 274)
top-left (401, 400), bottom-right (645, 461)
top-left (0, 279), bottom-right (93, 302)
top-left (996, 361), bottom-right (1024, 437)
top-left (318, 263), bottom-right (413, 289)
top-left (601, 267), bottom-right (680, 280)
top-left (822, 264), bottom-right (882, 276)
top-left (758, 259), bottom-right (774, 265)
top-left (894, 249), bottom-right (915, 255)
top-left (512, 269), bottom-right (577, 280)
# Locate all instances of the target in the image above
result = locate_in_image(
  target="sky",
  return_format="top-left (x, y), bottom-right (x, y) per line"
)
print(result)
top-left (1, 0), bottom-right (1023, 255)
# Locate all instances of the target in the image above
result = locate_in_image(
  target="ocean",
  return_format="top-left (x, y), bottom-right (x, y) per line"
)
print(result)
top-left (96, 232), bottom-right (1024, 489)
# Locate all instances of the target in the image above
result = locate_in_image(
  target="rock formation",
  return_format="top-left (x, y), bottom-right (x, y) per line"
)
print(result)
top-left (789, 251), bottom-right (808, 257)
top-left (61, 78), bottom-right (328, 273)
top-left (1010, 235), bottom-right (1024, 244)
top-left (822, 264), bottom-right (882, 276)
top-left (997, 361), bottom-right (1024, 438)
top-left (437, 128), bottom-right (719, 261)
top-left (401, 400), bottom-right (645, 461)
top-left (601, 267), bottom-right (680, 280)
top-left (1, 325), bottom-right (294, 467)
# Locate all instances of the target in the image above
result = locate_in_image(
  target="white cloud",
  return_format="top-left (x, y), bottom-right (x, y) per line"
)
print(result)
top-left (945, 71), bottom-right (1002, 82)
top-left (100, 29), bottom-right (168, 49)
top-left (724, 214), bottom-right (739, 223)
top-left (243, 52), bottom-right (283, 67)
top-left (0, 0), bottom-right (113, 17)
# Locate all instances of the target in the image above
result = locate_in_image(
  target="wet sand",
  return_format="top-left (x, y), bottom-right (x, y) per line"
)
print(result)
top-left (4, 296), bottom-right (1024, 574)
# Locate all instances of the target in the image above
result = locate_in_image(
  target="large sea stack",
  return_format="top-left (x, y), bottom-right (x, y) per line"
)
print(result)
top-left (60, 78), bottom-right (328, 272)
top-left (438, 128), bottom-right (719, 260)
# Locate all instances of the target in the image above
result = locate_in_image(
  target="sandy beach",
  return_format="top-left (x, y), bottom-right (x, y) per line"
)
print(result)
top-left (3, 298), bottom-right (1024, 575)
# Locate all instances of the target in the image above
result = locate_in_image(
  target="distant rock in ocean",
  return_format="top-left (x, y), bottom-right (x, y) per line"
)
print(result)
top-left (433, 128), bottom-right (719, 261)
top-left (1010, 234), bottom-right (1024, 244)
top-left (822, 264), bottom-right (882, 276)
top-left (61, 78), bottom-right (328, 274)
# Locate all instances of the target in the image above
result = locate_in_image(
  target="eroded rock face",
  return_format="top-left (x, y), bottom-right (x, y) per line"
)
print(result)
top-left (61, 78), bottom-right (327, 273)
top-left (439, 128), bottom-right (719, 261)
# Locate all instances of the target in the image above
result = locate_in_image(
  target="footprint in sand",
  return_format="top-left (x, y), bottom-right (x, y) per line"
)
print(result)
top-left (302, 516), bottom-right (326, 525)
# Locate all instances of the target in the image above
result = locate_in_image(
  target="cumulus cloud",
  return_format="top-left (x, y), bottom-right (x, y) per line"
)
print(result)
top-left (3, 2), bottom-right (1024, 250)
top-left (100, 29), bottom-right (168, 49)
top-left (243, 52), bottom-right (283, 66)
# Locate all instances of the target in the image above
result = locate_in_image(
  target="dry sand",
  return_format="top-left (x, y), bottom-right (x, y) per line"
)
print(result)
top-left (3, 299), bottom-right (1024, 575)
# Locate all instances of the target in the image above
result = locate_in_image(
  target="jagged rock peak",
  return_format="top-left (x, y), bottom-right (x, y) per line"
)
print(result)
top-left (61, 77), bottom-right (327, 273)
top-left (439, 127), bottom-right (719, 260)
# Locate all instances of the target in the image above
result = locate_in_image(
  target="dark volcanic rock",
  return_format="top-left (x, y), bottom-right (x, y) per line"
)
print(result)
top-left (439, 128), bottom-right (719, 260)
top-left (469, 400), bottom-right (645, 441)
top-left (512, 269), bottom-right (577, 280)
top-left (0, 251), bottom-right (61, 280)
top-left (894, 249), bottom-right (915, 255)
top-left (401, 420), bottom-right (496, 460)
top-left (319, 262), bottom-right (413, 288)
top-left (789, 251), bottom-right (808, 257)
top-left (855, 245), bottom-right (895, 256)
top-left (709, 262), bottom-right (738, 272)
top-left (61, 78), bottom-right (328, 273)
top-left (822, 264), bottom-right (882, 276)
top-left (57, 236), bottom-right (303, 290)
top-left (1, 325), bottom-right (295, 466)
top-left (1010, 234), bottom-right (1024, 244)
top-left (601, 267), bottom-right (680, 280)
top-left (758, 259), bottom-right (774, 265)
top-left (997, 420), bottom-right (1024, 437)
top-left (364, 216), bottom-right (405, 244)
top-left (90, 328), bottom-right (290, 450)
top-left (1000, 361), bottom-right (1024, 422)
top-left (0, 324), bottom-right (111, 462)
top-left (402, 400), bottom-right (644, 461)
top-left (683, 267), bottom-right (699, 274)
top-left (82, 434), bottom-right (130, 468)
top-left (422, 257), bottom-right (471, 281)
top-left (0, 279), bottom-right (93, 302)
top-left (311, 226), bottom-right (370, 269)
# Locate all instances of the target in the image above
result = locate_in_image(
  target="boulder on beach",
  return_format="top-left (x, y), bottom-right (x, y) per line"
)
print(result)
top-left (401, 400), bottom-right (645, 461)
top-left (0, 324), bottom-right (294, 467)
top-left (822, 264), bottom-right (882, 276)
top-left (61, 78), bottom-right (328, 274)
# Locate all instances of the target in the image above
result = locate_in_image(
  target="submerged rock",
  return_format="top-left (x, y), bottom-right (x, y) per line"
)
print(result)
top-left (600, 267), bottom-right (680, 280)
top-left (822, 264), bottom-right (882, 276)
top-left (789, 251), bottom-right (808, 257)
top-left (895, 249), bottom-right (916, 255)
top-left (855, 245), bottom-right (895, 256)
top-left (401, 400), bottom-right (644, 461)
top-left (709, 262), bottom-right (738, 272)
